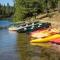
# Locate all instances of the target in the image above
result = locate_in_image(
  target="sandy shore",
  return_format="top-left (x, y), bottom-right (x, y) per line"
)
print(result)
top-left (39, 11), bottom-right (60, 29)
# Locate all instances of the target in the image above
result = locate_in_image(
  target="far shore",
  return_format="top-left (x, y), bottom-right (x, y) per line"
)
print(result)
top-left (0, 26), bottom-right (7, 29)
top-left (0, 15), bottom-right (13, 20)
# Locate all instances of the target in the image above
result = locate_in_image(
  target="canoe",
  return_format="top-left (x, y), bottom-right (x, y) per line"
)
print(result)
top-left (50, 38), bottom-right (60, 44)
top-left (30, 34), bottom-right (60, 43)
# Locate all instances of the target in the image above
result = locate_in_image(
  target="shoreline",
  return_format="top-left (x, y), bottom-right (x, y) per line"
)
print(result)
top-left (0, 26), bottom-right (7, 29)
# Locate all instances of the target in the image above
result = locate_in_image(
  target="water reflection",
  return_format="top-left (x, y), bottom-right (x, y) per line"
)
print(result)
top-left (16, 33), bottom-right (30, 60)
top-left (30, 42), bottom-right (52, 48)
top-left (0, 29), bottom-right (31, 60)
top-left (0, 30), bottom-right (19, 60)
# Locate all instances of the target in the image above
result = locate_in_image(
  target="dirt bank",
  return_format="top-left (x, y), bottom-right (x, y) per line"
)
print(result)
top-left (38, 11), bottom-right (60, 29)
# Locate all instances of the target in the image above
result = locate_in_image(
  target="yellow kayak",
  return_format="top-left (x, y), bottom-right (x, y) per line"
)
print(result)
top-left (30, 34), bottom-right (60, 43)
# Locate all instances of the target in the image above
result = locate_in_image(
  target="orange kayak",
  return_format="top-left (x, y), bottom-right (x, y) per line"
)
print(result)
top-left (30, 28), bottom-right (60, 38)
top-left (30, 30), bottom-right (50, 38)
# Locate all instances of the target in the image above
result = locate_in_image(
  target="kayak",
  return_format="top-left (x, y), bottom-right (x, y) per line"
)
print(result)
top-left (30, 34), bottom-right (60, 43)
top-left (30, 29), bottom-right (43, 34)
top-left (30, 28), bottom-right (60, 38)
top-left (30, 30), bottom-right (51, 38)
top-left (49, 28), bottom-right (60, 34)
top-left (50, 38), bottom-right (60, 44)
top-left (30, 29), bottom-right (46, 35)
top-left (8, 26), bottom-right (18, 31)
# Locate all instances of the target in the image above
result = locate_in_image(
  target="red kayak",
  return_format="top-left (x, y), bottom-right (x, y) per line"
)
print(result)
top-left (50, 38), bottom-right (60, 44)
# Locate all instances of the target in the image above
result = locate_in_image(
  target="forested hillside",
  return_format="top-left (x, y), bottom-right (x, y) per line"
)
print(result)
top-left (0, 3), bottom-right (14, 18)
top-left (14, 0), bottom-right (59, 22)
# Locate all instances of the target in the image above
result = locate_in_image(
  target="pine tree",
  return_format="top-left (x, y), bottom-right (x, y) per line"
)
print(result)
top-left (0, 3), bottom-right (2, 14)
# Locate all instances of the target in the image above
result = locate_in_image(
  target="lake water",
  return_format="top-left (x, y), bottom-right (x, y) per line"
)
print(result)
top-left (0, 20), bottom-right (11, 27)
top-left (0, 29), bottom-right (29, 60)
top-left (0, 21), bottom-right (60, 60)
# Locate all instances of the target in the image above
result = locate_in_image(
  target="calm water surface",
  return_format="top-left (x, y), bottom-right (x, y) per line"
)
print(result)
top-left (0, 29), bottom-right (31, 60)
top-left (0, 20), bottom-right (11, 27)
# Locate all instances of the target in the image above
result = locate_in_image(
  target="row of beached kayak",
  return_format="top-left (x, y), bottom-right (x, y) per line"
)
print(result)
top-left (30, 28), bottom-right (60, 46)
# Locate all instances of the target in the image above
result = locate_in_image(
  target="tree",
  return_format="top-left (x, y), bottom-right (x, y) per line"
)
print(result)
top-left (14, 0), bottom-right (59, 22)
top-left (13, 0), bottom-right (27, 22)
top-left (50, 0), bottom-right (58, 9)
top-left (0, 3), bottom-right (2, 14)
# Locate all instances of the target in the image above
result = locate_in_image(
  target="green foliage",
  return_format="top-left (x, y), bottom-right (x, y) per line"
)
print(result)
top-left (50, 0), bottom-right (58, 9)
top-left (14, 0), bottom-right (59, 22)
top-left (0, 3), bottom-right (14, 18)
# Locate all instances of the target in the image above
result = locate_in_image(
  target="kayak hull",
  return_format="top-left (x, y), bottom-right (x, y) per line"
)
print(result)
top-left (8, 27), bottom-right (17, 31)
top-left (30, 34), bottom-right (60, 43)
top-left (30, 30), bottom-right (51, 38)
